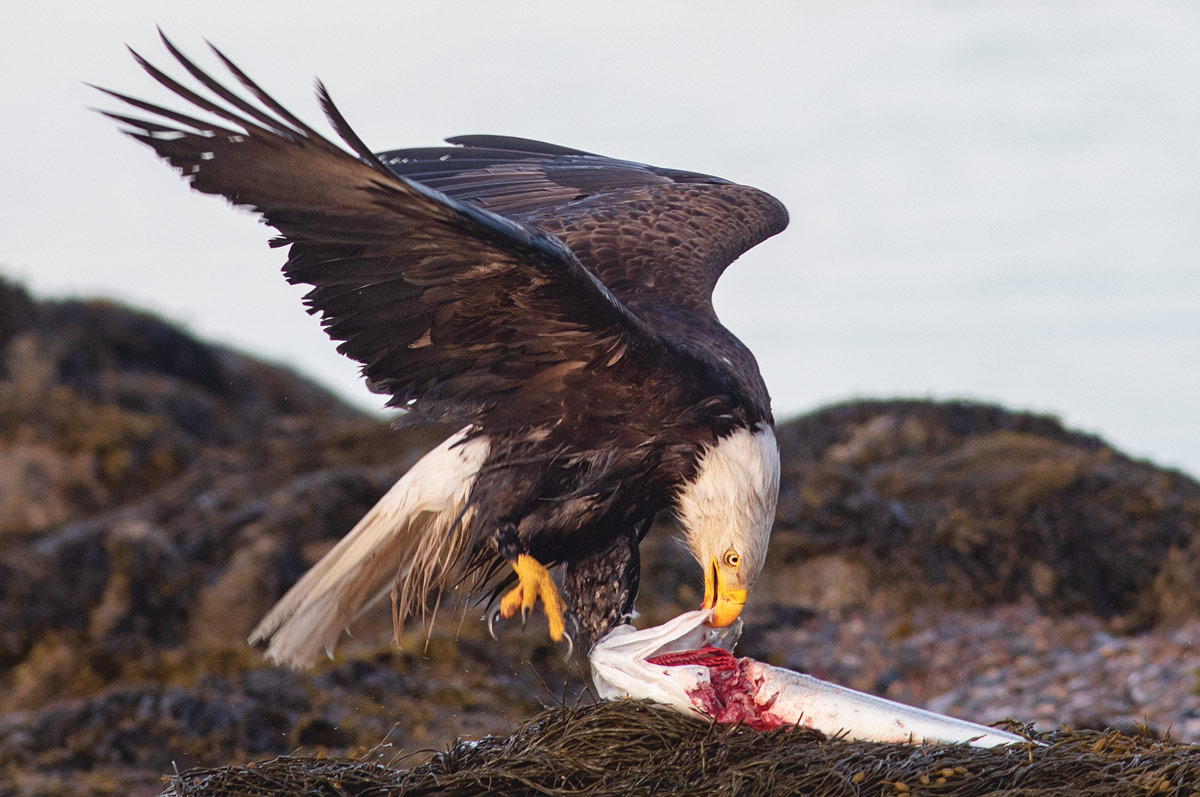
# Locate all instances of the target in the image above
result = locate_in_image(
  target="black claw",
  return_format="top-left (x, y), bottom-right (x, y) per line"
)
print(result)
top-left (520, 606), bottom-right (530, 629)
top-left (561, 611), bottom-right (580, 660)
top-left (487, 607), bottom-right (502, 641)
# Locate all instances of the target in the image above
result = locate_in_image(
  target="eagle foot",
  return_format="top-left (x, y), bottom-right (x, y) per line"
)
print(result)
top-left (499, 554), bottom-right (567, 642)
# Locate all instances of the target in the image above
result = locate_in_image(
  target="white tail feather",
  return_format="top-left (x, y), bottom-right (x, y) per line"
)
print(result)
top-left (249, 427), bottom-right (489, 667)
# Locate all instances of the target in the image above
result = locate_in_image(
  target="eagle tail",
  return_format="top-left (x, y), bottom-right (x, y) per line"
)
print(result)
top-left (248, 427), bottom-right (489, 668)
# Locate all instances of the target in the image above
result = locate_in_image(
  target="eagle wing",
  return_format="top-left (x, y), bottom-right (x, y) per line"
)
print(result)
top-left (376, 136), bottom-right (790, 318)
top-left (99, 35), bottom-right (715, 427)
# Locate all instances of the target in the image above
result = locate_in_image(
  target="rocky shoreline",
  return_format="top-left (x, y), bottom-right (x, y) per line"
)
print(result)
top-left (2, 278), bottom-right (1198, 795)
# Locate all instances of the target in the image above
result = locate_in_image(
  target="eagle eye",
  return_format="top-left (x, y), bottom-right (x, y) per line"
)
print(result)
top-left (723, 550), bottom-right (740, 568)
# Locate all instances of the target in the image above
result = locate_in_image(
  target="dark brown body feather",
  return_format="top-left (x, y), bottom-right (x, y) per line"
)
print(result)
top-left (99, 34), bottom-right (789, 646)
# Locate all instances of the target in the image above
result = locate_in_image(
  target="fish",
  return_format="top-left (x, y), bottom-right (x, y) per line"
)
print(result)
top-left (589, 610), bottom-right (1035, 748)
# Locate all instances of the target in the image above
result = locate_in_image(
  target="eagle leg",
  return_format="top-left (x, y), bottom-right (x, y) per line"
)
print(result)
top-left (499, 553), bottom-right (567, 642)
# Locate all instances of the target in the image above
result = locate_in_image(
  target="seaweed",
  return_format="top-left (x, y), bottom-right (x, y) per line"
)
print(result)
top-left (162, 701), bottom-right (1199, 797)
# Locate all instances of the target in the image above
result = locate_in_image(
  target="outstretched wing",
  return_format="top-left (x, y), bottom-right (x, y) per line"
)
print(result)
top-left (376, 135), bottom-right (790, 317)
top-left (98, 34), bottom-right (694, 427)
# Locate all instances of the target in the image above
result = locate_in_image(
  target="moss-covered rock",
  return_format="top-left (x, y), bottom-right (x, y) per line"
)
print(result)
top-left (760, 399), bottom-right (1200, 623)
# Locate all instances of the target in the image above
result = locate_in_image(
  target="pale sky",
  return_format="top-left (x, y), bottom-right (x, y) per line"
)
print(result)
top-left (3, 1), bottom-right (1198, 476)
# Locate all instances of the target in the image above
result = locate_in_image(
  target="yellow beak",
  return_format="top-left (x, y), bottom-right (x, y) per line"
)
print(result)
top-left (701, 556), bottom-right (748, 627)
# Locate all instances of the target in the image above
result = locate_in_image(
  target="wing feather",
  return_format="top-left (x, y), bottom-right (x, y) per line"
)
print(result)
top-left (100, 35), bottom-right (690, 427)
top-left (377, 137), bottom-right (790, 317)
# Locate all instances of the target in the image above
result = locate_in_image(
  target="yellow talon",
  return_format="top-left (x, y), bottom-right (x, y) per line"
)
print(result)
top-left (499, 553), bottom-right (567, 641)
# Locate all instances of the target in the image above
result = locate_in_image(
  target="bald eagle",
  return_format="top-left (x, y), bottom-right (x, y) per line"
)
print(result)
top-left (99, 34), bottom-right (788, 664)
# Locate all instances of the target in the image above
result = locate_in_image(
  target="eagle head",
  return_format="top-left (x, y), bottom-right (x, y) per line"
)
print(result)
top-left (675, 424), bottom-right (779, 627)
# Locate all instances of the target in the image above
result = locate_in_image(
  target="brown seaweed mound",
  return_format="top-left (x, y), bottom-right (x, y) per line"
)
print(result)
top-left (162, 701), bottom-right (1195, 797)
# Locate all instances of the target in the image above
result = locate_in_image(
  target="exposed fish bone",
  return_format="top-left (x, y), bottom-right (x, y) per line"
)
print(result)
top-left (590, 609), bottom-right (1034, 748)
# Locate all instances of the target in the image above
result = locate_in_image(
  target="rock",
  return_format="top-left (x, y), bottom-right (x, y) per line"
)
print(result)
top-left (0, 277), bottom-right (363, 540)
top-left (759, 399), bottom-right (1200, 624)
